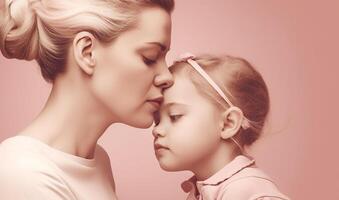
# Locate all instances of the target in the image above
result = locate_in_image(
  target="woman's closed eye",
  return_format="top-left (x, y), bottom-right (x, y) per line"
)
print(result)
top-left (143, 56), bottom-right (157, 65)
top-left (153, 111), bottom-right (161, 126)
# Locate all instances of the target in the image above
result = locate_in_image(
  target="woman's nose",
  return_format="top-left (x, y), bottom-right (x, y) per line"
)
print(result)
top-left (154, 67), bottom-right (174, 90)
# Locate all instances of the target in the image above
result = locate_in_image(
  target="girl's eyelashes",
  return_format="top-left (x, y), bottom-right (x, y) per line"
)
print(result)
top-left (169, 114), bottom-right (182, 123)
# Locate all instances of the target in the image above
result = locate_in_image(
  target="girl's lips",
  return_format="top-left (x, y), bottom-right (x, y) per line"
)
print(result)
top-left (154, 143), bottom-right (170, 157)
top-left (154, 147), bottom-right (170, 157)
top-left (154, 143), bottom-right (169, 150)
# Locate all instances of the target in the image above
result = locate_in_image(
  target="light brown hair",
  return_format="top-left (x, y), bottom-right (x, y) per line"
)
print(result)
top-left (170, 55), bottom-right (270, 146)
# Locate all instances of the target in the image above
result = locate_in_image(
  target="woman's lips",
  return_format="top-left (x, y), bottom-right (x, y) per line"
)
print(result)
top-left (148, 100), bottom-right (161, 110)
top-left (147, 96), bottom-right (163, 110)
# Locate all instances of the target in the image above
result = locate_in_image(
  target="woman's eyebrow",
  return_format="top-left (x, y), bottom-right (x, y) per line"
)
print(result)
top-left (146, 42), bottom-right (168, 51)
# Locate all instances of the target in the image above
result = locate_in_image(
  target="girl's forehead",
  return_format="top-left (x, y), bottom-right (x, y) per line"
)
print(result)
top-left (163, 76), bottom-right (200, 105)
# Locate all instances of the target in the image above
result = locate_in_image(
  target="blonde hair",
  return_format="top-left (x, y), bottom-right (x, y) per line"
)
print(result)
top-left (0, 0), bottom-right (174, 82)
top-left (170, 55), bottom-right (270, 146)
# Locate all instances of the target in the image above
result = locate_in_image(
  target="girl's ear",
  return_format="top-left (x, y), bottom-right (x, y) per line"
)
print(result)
top-left (73, 31), bottom-right (96, 75)
top-left (220, 106), bottom-right (244, 140)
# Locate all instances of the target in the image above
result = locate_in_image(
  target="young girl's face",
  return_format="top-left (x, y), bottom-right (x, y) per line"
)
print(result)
top-left (152, 73), bottom-right (224, 172)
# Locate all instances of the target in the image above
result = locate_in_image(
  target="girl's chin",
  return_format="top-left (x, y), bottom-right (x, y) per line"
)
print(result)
top-left (159, 165), bottom-right (181, 172)
top-left (157, 160), bottom-right (183, 172)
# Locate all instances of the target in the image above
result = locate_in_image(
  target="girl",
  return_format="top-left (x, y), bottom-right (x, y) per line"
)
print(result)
top-left (0, 0), bottom-right (174, 199)
top-left (152, 53), bottom-right (290, 200)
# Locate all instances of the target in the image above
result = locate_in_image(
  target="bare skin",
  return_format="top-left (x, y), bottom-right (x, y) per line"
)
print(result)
top-left (21, 7), bottom-right (174, 159)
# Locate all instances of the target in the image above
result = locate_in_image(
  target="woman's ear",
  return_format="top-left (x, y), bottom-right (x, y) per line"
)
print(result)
top-left (220, 106), bottom-right (244, 140)
top-left (73, 31), bottom-right (96, 75)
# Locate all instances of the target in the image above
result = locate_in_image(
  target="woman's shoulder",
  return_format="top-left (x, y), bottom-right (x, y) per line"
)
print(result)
top-left (0, 136), bottom-right (64, 182)
top-left (1, 135), bottom-right (49, 160)
top-left (0, 136), bottom-right (77, 199)
top-left (0, 155), bottom-right (75, 200)
top-left (219, 167), bottom-right (290, 200)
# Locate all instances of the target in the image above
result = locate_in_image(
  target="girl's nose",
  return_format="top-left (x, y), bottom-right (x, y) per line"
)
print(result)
top-left (152, 126), bottom-right (166, 138)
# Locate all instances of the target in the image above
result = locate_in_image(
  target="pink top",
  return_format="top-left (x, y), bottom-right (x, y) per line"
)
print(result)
top-left (181, 156), bottom-right (290, 200)
top-left (0, 136), bottom-right (117, 200)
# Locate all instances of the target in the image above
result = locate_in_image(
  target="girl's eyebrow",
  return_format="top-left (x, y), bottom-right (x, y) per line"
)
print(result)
top-left (162, 102), bottom-right (189, 109)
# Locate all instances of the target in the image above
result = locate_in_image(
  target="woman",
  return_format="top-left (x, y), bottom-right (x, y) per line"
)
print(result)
top-left (0, 0), bottom-right (174, 199)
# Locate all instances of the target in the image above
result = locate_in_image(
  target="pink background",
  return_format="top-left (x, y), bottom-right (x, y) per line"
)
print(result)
top-left (1, 1), bottom-right (338, 199)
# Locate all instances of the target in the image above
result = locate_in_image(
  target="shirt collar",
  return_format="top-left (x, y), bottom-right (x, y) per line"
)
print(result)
top-left (198, 155), bottom-right (255, 186)
top-left (181, 155), bottom-right (255, 194)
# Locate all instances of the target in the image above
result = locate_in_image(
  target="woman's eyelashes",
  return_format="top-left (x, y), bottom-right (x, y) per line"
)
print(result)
top-left (142, 52), bottom-right (160, 66)
top-left (153, 111), bottom-right (161, 126)
top-left (143, 56), bottom-right (157, 65)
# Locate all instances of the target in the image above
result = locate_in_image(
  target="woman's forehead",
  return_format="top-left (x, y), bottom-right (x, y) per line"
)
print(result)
top-left (133, 7), bottom-right (172, 49)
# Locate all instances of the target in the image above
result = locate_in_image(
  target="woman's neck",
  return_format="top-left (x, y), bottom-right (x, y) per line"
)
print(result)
top-left (20, 77), bottom-right (114, 159)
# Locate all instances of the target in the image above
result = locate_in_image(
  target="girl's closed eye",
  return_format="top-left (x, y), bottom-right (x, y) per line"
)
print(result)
top-left (169, 114), bottom-right (183, 122)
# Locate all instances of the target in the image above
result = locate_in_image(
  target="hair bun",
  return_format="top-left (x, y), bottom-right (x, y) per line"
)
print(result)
top-left (0, 0), bottom-right (39, 60)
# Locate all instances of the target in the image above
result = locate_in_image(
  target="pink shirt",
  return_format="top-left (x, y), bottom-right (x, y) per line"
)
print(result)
top-left (0, 136), bottom-right (117, 200)
top-left (181, 156), bottom-right (290, 200)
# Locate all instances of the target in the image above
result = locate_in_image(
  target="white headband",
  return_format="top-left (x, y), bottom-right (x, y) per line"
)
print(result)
top-left (176, 53), bottom-right (251, 130)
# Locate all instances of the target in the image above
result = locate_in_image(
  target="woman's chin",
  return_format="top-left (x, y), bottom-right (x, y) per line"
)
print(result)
top-left (125, 115), bottom-right (154, 129)
top-left (135, 122), bottom-right (153, 129)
